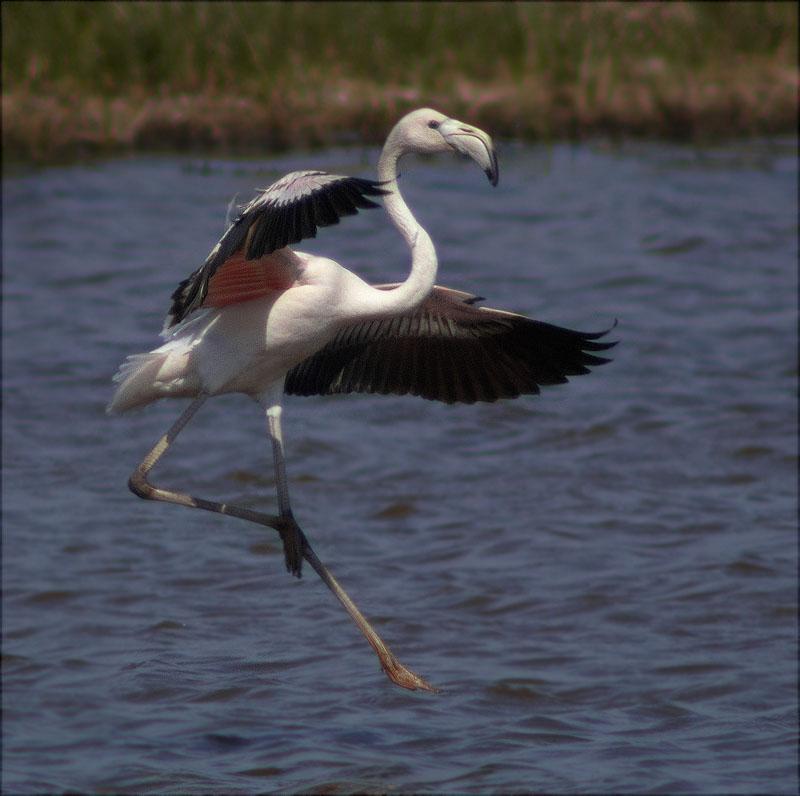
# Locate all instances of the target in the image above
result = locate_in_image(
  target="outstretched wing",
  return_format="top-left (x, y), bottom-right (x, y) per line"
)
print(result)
top-left (166, 171), bottom-right (389, 328)
top-left (285, 285), bottom-right (617, 404)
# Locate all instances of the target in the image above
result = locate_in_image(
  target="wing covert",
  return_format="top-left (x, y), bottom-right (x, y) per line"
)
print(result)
top-left (166, 171), bottom-right (389, 329)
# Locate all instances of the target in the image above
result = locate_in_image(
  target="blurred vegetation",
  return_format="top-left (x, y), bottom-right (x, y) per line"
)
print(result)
top-left (2, 1), bottom-right (797, 164)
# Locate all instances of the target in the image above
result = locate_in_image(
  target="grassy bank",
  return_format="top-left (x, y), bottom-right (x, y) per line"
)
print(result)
top-left (2, 1), bottom-right (797, 165)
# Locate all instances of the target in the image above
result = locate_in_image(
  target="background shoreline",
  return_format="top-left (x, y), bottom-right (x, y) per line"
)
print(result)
top-left (3, 1), bottom-right (798, 166)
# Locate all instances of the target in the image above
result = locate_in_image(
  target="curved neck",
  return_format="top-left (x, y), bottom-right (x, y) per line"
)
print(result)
top-left (372, 137), bottom-right (437, 314)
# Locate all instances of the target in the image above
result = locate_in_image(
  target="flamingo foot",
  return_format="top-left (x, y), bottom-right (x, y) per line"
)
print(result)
top-left (277, 514), bottom-right (306, 578)
top-left (379, 650), bottom-right (441, 693)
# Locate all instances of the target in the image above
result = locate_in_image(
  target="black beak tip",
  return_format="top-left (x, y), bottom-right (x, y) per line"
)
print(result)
top-left (486, 151), bottom-right (499, 187)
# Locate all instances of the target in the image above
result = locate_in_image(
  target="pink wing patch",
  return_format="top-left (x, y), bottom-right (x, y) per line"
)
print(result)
top-left (204, 251), bottom-right (297, 308)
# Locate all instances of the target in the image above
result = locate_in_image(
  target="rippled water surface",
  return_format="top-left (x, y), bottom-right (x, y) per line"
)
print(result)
top-left (3, 138), bottom-right (797, 794)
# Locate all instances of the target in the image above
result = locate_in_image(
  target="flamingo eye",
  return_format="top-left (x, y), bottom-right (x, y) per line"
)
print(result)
top-left (428, 120), bottom-right (440, 129)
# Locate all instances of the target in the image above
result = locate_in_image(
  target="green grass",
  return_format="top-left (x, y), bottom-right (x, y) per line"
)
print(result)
top-left (2, 1), bottom-right (797, 164)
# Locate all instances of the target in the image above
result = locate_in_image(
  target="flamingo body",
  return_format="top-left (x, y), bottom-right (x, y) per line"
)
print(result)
top-left (108, 249), bottom-right (378, 413)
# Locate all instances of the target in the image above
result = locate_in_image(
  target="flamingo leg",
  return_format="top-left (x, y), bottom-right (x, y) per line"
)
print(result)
top-left (127, 394), bottom-right (439, 693)
top-left (265, 403), bottom-right (305, 578)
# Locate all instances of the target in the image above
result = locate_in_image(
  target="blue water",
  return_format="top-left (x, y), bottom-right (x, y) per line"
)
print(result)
top-left (3, 137), bottom-right (797, 793)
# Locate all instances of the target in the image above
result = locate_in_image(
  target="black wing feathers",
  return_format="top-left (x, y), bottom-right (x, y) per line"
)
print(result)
top-left (166, 171), bottom-right (388, 329)
top-left (285, 287), bottom-right (616, 404)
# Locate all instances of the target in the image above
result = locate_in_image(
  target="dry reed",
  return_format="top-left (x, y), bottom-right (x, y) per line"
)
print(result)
top-left (2, 1), bottom-right (797, 165)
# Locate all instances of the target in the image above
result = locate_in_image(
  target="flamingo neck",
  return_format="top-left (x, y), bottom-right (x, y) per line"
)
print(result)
top-left (373, 140), bottom-right (437, 315)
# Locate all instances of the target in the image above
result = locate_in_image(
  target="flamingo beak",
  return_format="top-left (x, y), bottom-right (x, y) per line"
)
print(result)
top-left (438, 118), bottom-right (499, 187)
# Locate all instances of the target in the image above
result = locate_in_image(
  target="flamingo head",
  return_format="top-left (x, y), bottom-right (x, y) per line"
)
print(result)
top-left (387, 108), bottom-right (499, 187)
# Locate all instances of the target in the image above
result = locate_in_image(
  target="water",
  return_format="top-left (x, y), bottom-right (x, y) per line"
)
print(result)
top-left (3, 138), bottom-right (797, 794)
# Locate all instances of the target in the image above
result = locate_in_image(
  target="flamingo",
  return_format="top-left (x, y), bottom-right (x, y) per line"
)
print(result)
top-left (108, 108), bottom-right (615, 692)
